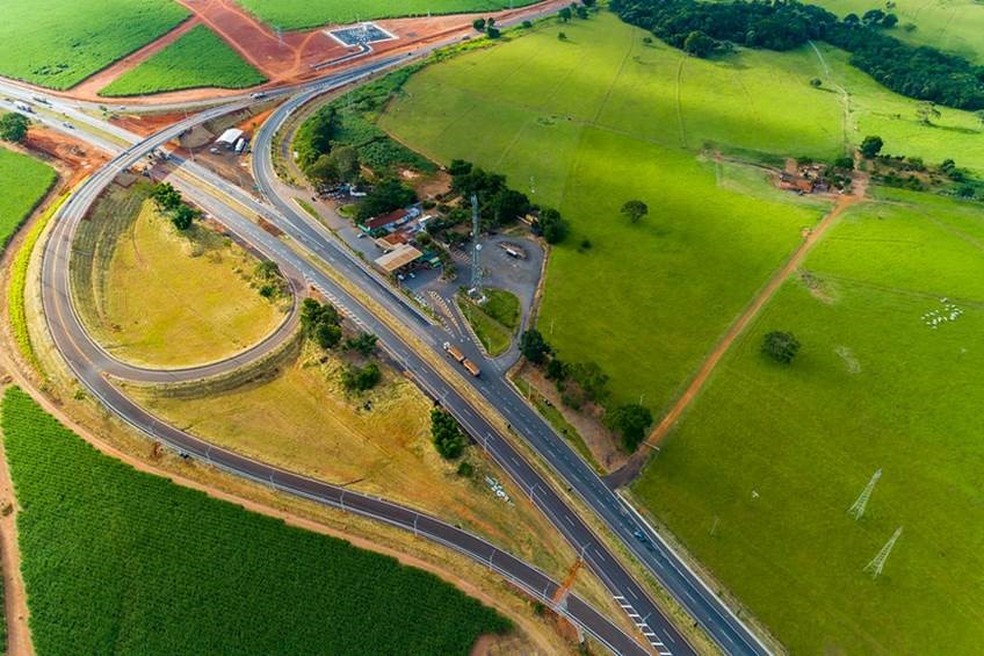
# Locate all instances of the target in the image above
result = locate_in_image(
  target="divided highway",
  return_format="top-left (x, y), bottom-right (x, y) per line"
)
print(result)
top-left (22, 32), bottom-right (772, 656)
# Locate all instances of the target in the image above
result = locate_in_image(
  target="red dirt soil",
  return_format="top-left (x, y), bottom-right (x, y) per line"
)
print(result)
top-left (21, 128), bottom-right (110, 190)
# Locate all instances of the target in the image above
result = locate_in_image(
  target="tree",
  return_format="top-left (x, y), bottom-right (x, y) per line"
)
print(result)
top-left (915, 101), bottom-right (941, 125)
top-left (810, 77), bottom-right (822, 88)
top-left (859, 135), bottom-right (883, 159)
top-left (486, 26), bottom-right (501, 39)
top-left (314, 322), bottom-right (342, 349)
top-left (575, 5), bottom-right (588, 19)
top-left (559, 7), bottom-right (573, 22)
top-left (344, 331), bottom-right (378, 356)
top-left (473, 18), bottom-right (486, 31)
top-left (762, 330), bottom-right (801, 364)
top-left (171, 203), bottom-right (198, 231)
top-left (536, 208), bottom-right (569, 244)
top-left (582, 0), bottom-right (597, 6)
top-left (683, 31), bottom-right (716, 58)
top-left (356, 178), bottom-right (417, 221)
top-left (0, 112), bottom-right (30, 143)
top-left (150, 183), bottom-right (182, 213)
top-left (558, 31), bottom-right (568, 41)
top-left (431, 408), bottom-right (467, 459)
top-left (342, 362), bottom-right (381, 392)
top-left (881, 13), bottom-right (898, 28)
top-left (448, 159), bottom-right (473, 176)
top-left (605, 403), bottom-right (653, 451)
top-left (489, 188), bottom-right (531, 226)
top-left (546, 358), bottom-right (567, 381)
top-left (306, 153), bottom-right (339, 185)
top-left (519, 329), bottom-right (552, 364)
top-left (620, 199), bottom-right (649, 224)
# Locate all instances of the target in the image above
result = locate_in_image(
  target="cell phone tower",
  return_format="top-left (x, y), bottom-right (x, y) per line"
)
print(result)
top-left (864, 526), bottom-right (903, 578)
top-left (848, 468), bottom-right (882, 520)
top-left (470, 193), bottom-right (482, 292)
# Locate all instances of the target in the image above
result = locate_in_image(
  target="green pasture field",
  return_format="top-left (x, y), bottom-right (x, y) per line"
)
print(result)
top-left (100, 25), bottom-right (266, 97)
top-left (380, 14), bottom-right (832, 412)
top-left (0, 148), bottom-right (56, 250)
top-left (236, 0), bottom-right (538, 30)
top-left (810, 0), bottom-right (984, 62)
top-left (811, 42), bottom-right (984, 175)
top-left (0, 387), bottom-right (510, 655)
top-left (458, 293), bottom-right (512, 356)
top-left (0, 0), bottom-right (189, 90)
top-left (634, 188), bottom-right (984, 653)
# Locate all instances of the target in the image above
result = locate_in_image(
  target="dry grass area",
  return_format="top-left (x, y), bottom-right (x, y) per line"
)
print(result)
top-left (88, 199), bottom-right (285, 367)
top-left (130, 346), bottom-right (581, 579)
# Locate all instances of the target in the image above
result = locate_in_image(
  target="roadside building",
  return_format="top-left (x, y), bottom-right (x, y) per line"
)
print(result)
top-left (373, 243), bottom-right (422, 276)
top-left (216, 128), bottom-right (244, 149)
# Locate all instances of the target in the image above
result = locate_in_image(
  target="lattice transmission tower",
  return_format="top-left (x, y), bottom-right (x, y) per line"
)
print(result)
top-left (848, 468), bottom-right (882, 520)
top-left (864, 526), bottom-right (903, 578)
top-left (470, 193), bottom-right (482, 292)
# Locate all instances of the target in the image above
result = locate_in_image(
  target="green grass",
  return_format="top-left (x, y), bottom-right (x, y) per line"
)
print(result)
top-left (100, 25), bottom-right (265, 97)
top-left (236, 0), bottom-right (538, 30)
top-left (481, 288), bottom-right (521, 330)
top-left (634, 189), bottom-right (984, 653)
top-left (0, 148), bottom-right (57, 250)
top-left (0, 0), bottom-right (189, 90)
top-left (812, 42), bottom-right (984, 175)
top-left (458, 293), bottom-right (512, 356)
top-left (0, 386), bottom-right (510, 655)
top-left (809, 0), bottom-right (984, 63)
top-left (381, 14), bottom-right (831, 413)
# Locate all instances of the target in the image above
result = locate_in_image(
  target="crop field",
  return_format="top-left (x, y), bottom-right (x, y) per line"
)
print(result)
top-left (811, 0), bottom-right (984, 62)
top-left (380, 14), bottom-right (833, 412)
top-left (0, 148), bottom-right (56, 250)
top-left (0, 0), bottom-right (189, 90)
top-left (72, 191), bottom-right (284, 367)
top-left (236, 0), bottom-right (538, 30)
top-left (100, 25), bottom-right (266, 97)
top-left (0, 387), bottom-right (510, 654)
top-left (129, 344), bottom-right (582, 580)
top-left (634, 188), bottom-right (984, 653)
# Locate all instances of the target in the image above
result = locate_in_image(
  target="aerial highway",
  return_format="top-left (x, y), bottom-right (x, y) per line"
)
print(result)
top-left (25, 74), bottom-right (654, 656)
top-left (20, 25), bottom-right (771, 656)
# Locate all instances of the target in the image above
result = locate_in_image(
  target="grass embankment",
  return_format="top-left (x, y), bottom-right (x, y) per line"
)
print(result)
top-left (634, 189), bottom-right (984, 653)
top-left (0, 0), bottom-right (188, 89)
top-left (237, 0), bottom-right (538, 30)
top-left (457, 288), bottom-right (520, 357)
top-left (512, 376), bottom-right (601, 472)
top-left (128, 343), bottom-right (578, 574)
top-left (72, 185), bottom-right (285, 368)
top-left (0, 148), bottom-right (57, 250)
top-left (100, 24), bottom-right (266, 96)
top-left (0, 386), bottom-right (511, 655)
top-left (380, 14), bottom-right (831, 413)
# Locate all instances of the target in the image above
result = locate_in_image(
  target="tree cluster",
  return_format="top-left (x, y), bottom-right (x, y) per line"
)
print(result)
top-left (472, 16), bottom-right (501, 39)
top-left (431, 408), bottom-right (468, 459)
top-left (149, 183), bottom-right (200, 231)
top-left (301, 298), bottom-right (342, 349)
top-left (446, 160), bottom-right (571, 244)
top-left (610, 0), bottom-right (984, 110)
top-left (522, 328), bottom-right (651, 451)
top-left (355, 178), bottom-right (417, 222)
top-left (0, 112), bottom-right (30, 143)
